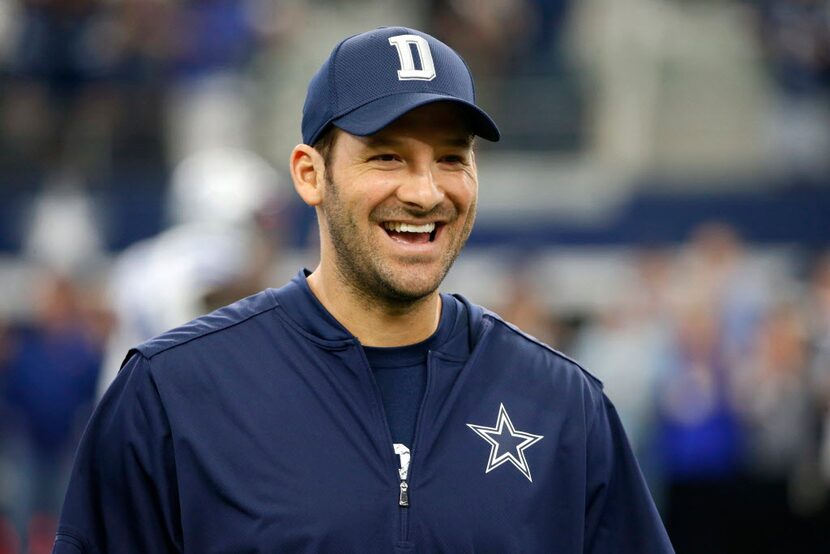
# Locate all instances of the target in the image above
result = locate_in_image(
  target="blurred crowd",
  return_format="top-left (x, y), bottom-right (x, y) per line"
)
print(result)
top-left (0, 0), bottom-right (292, 180)
top-left (1, 0), bottom-right (829, 177)
top-left (505, 224), bottom-right (830, 553)
top-left (573, 223), bottom-right (830, 553)
top-left (0, 0), bottom-right (829, 553)
top-left (0, 0), bottom-right (580, 176)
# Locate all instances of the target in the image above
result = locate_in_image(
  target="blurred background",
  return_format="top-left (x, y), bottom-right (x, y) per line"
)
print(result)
top-left (0, 0), bottom-right (828, 552)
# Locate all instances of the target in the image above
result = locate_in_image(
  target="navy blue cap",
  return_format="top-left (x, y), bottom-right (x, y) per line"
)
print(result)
top-left (302, 27), bottom-right (500, 145)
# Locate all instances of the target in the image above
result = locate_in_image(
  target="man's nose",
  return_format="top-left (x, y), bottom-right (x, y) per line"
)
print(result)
top-left (396, 166), bottom-right (445, 212)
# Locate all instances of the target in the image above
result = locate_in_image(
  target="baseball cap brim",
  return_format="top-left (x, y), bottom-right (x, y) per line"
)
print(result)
top-left (331, 93), bottom-right (501, 142)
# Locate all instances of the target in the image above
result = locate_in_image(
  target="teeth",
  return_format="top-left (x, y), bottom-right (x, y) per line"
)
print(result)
top-left (383, 222), bottom-right (436, 233)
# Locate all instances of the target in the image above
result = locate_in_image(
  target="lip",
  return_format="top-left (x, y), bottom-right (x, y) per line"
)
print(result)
top-left (379, 219), bottom-right (448, 227)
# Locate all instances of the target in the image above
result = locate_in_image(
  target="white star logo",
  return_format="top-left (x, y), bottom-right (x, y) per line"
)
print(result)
top-left (467, 403), bottom-right (544, 482)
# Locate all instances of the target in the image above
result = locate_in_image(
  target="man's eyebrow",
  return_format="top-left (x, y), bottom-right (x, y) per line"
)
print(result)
top-left (444, 136), bottom-right (475, 148)
top-left (362, 136), bottom-right (405, 149)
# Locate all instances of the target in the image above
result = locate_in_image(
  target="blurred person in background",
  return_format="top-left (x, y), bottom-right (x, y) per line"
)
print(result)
top-left (0, 318), bottom-right (22, 554)
top-left (22, 181), bottom-right (104, 278)
top-left (0, 0), bottom-right (121, 175)
top-left (671, 222), bottom-right (771, 377)
top-left (575, 248), bottom-right (675, 501)
top-left (98, 147), bottom-right (285, 396)
top-left (807, 250), bottom-right (830, 549)
top-left (753, 0), bottom-right (830, 179)
top-left (656, 222), bottom-right (776, 553)
top-left (733, 300), bottom-right (824, 553)
top-left (656, 301), bottom-right (743, 553)
top-left (810, 251), bottom-right (830, 468)
top-left (2, 272), bottom-right (103, 554)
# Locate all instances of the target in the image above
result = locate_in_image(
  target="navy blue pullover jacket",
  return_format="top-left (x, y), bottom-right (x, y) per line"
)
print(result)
top-left (53, 271), bottom-right (674, 553)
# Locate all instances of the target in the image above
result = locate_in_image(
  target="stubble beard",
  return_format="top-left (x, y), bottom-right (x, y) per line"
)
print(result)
top-left (321, 172), bottom-right (475, 310)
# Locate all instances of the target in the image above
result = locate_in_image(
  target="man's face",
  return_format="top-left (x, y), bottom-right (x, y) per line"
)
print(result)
top-left (319, 102), bottom-right (478, 305)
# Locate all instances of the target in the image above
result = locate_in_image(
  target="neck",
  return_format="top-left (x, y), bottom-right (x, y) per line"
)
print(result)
top-left (306, 265), bottom-right (441, 347)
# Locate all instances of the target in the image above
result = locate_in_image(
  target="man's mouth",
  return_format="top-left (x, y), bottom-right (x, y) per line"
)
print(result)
top-left (381, 221), bottom-right (440, 244)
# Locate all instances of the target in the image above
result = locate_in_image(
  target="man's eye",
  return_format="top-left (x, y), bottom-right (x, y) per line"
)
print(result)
top-left (371, 154), bottom-right (399, 162)
top-left (440, 155), bottom-right (466, 164)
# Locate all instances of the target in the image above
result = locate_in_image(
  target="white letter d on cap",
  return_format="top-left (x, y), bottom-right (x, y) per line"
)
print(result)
top-left (388, 35), bottom-right (436, 81)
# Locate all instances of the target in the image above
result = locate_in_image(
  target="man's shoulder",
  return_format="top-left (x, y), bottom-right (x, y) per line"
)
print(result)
top-left (134, 289), bottom-right (279, 360)
top-left (475, 302), bottom-right (604, 391)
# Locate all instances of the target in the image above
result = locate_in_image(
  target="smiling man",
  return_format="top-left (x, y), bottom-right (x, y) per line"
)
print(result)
top-left (52, 27), bottom-right (674, 553)
top-left (294, 103), bottom-right (480, 347)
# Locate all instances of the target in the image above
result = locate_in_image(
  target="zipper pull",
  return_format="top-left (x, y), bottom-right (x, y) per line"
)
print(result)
top-left (399, 481), bottom-right (409, 507)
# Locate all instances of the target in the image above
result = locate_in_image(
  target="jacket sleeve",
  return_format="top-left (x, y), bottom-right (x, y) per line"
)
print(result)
top-left (584, 391), bottom-right (674, 554)
top-left (52, 351), bottom-right (182, 554)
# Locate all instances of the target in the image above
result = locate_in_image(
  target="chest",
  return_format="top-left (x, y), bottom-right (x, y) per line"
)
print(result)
top-left (159, 344), bottom-right (589, 553)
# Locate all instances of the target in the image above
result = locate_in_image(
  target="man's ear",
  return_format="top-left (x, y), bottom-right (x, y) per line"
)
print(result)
top-left (290, 144), bottom-right (326, 207)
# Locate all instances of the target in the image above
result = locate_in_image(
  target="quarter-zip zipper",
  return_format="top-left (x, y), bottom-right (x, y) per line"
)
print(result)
top-left (353, 344), bottom-right (414, 543)
top-left (396, 350), bottom-right (435, 541)
top-left (353, 342), bottom-right (434, 545)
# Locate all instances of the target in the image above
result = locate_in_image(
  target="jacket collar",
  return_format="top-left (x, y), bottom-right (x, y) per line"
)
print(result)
top-left (269, 269), bottom-right (355, 345)
top-left (269, 269), bottom-right (487, 357)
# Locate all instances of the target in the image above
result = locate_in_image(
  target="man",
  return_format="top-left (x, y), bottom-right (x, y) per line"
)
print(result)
top-left (52, 27), bottom-right (674, 553)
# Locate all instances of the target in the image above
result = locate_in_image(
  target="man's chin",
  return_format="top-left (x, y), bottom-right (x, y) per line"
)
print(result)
top-left (376, 270), bottom-right (446, 304)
